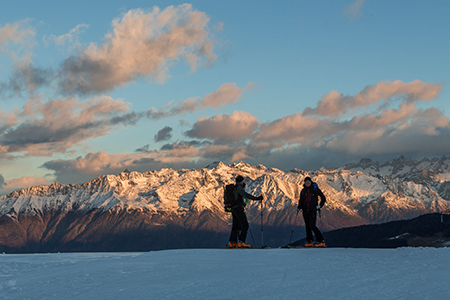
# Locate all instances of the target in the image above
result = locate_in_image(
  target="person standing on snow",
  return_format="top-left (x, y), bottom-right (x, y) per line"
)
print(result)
top-left (297, 176), bottom-right (326, 247)
top-left (228, 175), bottom-right (264, 248)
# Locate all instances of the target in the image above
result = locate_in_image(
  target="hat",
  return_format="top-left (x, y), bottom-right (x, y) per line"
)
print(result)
top-left (235, 175), bottom-right (244, 183)
top-left (304, 176), bottom-right (312, 182)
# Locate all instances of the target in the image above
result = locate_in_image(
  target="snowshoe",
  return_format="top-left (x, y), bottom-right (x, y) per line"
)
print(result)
top-left (314, 241), bottom-right (326, 248)
top-left (237, 241), bottom-right (251, 248)
top-left (304, 241), bottom-right (314, 247)
top-left (228, 242), bottom-right (237, 248)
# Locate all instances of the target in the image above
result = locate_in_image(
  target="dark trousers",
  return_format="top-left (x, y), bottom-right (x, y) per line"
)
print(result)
top-left (229, 206), bottom-right (249, 242)
top-left (303, 211), bottom-right (324, 242)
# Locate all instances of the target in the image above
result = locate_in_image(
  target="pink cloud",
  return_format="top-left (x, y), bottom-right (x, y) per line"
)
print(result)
top-left (37, 79), bottom-right (450, 184)
top-left (146, 82), bottom-right (252, 120)
top-left (44, 24), bottom-right (89, 48)
top-left (185, 111), bottom-right (259, 142)
top-left (0, 175), bottom-right (52, 196)
top-left (0, 96), bottom-right (133, 157)
top-left (348, 101), bottom-right (418, 130)
top-left (255, 113), bottom-right (340, 144)
top-left (324, 104), bottom-right (450, 156)
top-left (0, 19), bottom-right (36, 62)
top-left (304, 80), bottom-right (443, 117)
top-left (58, 4), bottom-right (217, 94)
top-left (201, 82), bottom-right (253, 108)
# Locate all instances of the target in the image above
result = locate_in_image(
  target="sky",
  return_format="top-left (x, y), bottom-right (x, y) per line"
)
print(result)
top-left (0, 0), bottom-right (449, 194)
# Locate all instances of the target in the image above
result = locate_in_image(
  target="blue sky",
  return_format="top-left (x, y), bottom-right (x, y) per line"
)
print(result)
top-left (0, 0), bottom-right (449, 194)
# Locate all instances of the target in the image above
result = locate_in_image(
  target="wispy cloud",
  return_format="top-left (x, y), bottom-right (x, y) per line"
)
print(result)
top-left (146, 82), bottom-right (253, 119)
top-left (0, 19), bottom-right (36, 62)
top-left (43, 24), bottom-right (89, 50)
top-left (343, 0), bottom-right (365, 21)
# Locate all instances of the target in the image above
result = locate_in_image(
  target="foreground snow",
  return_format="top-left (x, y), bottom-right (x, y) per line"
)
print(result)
top-left (1, 248), bottom-right (449, 300)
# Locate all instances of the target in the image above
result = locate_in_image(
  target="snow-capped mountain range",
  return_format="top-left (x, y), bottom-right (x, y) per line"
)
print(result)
top-left (1, 156), bottom-right (450, 252)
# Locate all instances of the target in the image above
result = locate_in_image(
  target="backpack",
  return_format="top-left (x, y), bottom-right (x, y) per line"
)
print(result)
top-left (301, 182), bottom-right (319, 197)
top-left (223, 184), bottom-right (236, 212)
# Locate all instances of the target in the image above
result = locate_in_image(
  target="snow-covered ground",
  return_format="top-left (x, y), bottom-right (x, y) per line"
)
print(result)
top-left (1, 248), bottom-right (449, 300)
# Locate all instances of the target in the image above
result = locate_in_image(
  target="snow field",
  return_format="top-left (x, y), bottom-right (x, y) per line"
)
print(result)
top-left (1, 247), bottom-right (449, 300)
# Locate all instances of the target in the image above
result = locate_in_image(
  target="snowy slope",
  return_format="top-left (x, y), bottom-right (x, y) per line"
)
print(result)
top-left (1, 248), bottom-right (449, 300)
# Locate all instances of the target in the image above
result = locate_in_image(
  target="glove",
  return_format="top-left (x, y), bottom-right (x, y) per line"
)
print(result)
top-left (316, 205), bottom-right (321, 210)
top-left (258, 195), bottom-right (263, 201)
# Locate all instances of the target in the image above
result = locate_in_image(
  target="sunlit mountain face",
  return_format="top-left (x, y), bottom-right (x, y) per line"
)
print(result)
top-left (1, 157), bottom-right (450, 252)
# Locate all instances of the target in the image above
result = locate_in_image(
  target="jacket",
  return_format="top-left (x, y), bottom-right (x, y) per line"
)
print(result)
top-left (297, 182), bottom-right (326, 213)
top-left (234, 183), bottom-right (263, 208)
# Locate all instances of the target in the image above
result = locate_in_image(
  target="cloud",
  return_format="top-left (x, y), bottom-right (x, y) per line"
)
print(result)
top-left (160, 140), bottom-right (211, 151)
top-left (254, 113), bottom-right (341, 145)
top-left (186, 80), bottom-right (450, 165)
top-left (38, 79), bottom-right (450, 183)
top-left (0, 64), bottom-right (53, 98)
top-left (304, 80), bottom-right (443, 117)
top-left (201, 82), bottom-right (253, 108)
top-left (41, 150), bottom-right (205, 184)
top-left (325, 105), bottom-right (450, 156)
top-left (44, 24), bottom-right (89, 49)
top-left (0, 20), bottom-right (52, 98)
top-left (0, 81), bottom-right (251, 159)
top-left (343, 0), bottom-right (365, 20)
top-left (135, 144), bottom-right (151, 153)
top-left (0, 96), bottom-right (133, 157)
top-left (185, 110), bottom-right (259, 142)
top-left (145, 82), bottom-right (252, 120)
top-left (57, 4), bottom-right (217, 95)
top-left (0, 175), bottom-right (52, 196)
top-left (154, 126), bottom-right (173, 142)
top-left (0, 19), bottom-right (36, 63)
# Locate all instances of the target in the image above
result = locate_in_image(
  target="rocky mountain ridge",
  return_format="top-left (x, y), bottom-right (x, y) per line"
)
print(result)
top-left (1, 156), bottom-right (450, 252)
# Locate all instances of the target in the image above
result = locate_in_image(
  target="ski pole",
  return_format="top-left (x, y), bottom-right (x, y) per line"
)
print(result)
top-left (247, 216), bottom-right (256, 246)
top-left (318, 209), bottom-right (325, 239)
top-left (288, 210), bottom-right (300, 245)
top-left (260, 199), bottom-right (266, 248)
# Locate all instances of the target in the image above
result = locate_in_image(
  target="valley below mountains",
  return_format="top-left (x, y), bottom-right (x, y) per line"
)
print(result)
top-left (1, 156), bottom-right (450, 252)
